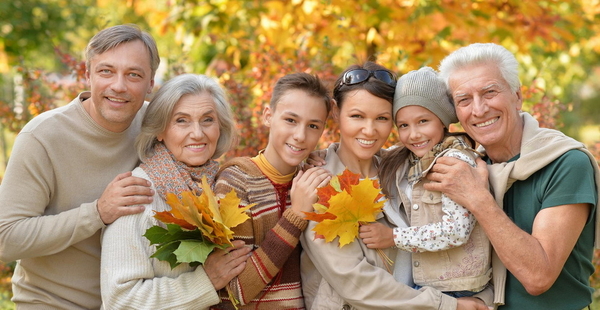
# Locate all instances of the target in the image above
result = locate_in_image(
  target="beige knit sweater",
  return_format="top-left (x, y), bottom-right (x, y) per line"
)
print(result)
top-left (0, 92), bottom-right (145, 309)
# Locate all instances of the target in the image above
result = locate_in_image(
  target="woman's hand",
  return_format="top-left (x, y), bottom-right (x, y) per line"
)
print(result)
top-left (204, 240), bottom-right (251, 290)
top-left (456, 297), bottom-right (490, 310)
top-left (290, 167), bottom-right (331, 217)
top-left (359, 222), bottom-right (395, 249)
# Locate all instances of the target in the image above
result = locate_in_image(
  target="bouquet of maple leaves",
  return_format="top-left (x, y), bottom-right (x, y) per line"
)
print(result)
top-left (144, 176), bottom-right (252, 269)
top-left (304, 168), bottom-right (393, 268)
top-left (304, 169), bottom-right (386, 246)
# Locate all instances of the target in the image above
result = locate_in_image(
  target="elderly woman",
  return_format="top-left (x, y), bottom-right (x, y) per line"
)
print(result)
top-left (101, 74), bottom-right (251, 309)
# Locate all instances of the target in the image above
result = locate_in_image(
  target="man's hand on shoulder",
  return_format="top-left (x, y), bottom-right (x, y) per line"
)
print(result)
top-left (97, 171), bottom-right (154, 224)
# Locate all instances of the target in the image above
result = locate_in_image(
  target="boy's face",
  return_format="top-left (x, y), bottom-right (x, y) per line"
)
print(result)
top-left (262, 89), bottom-right (328, 175)
top-left (395, 105), bottom-right (445, 158)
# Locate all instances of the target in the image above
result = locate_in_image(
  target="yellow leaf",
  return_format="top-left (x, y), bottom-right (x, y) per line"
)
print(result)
top-left (200, 176), bottom-right (223, 223)
top-left (219, 189), bottom-right (252, 229)
top-left (313, 203), bottom-right (329, 213)
top-left (312, 176), bottom-right (385, 247)
top-left (158, 177), bottom-right (251, 248)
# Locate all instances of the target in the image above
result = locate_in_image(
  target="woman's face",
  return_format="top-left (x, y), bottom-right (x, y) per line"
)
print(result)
top-left (157, 92), bottom-right (220, 166)
top-left (336, 89), bottom-right (393, 162)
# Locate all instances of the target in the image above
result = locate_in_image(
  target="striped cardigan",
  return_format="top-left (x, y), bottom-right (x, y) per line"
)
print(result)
top-left (211, 157), bottom-right (308, 310)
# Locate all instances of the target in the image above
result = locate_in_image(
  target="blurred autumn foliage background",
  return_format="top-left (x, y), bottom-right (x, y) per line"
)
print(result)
top-left (1, 0), bottom-right (600, 307)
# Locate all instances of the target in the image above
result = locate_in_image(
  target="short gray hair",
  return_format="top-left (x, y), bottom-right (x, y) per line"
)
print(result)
top-left (135, 74), bottom-right (236, 161)
top-left (85, 24), bottom-right (160, 79)
top-left (438, 43), bottom-right (521, 93)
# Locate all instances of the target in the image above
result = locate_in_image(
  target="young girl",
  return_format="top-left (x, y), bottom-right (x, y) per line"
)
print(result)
top-left (211, 72), bottom-right (332, 309)
top-left (361, 67), bottom-right (492, 298)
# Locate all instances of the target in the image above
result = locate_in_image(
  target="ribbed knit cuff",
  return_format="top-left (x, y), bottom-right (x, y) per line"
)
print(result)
top-left (283, 208), bottom-right (308, 232)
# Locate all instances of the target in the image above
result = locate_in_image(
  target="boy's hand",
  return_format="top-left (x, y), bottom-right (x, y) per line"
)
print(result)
top-left (290, 167), bottom-right (331, 217)
top-left (359, 222), bottom-right (395, 249)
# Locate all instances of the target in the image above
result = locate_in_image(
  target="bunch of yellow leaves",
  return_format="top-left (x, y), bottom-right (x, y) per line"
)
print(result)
top-left (144, 176), bottom-right (252, 268)
top-left (304, 169), bottom-right (386, 248)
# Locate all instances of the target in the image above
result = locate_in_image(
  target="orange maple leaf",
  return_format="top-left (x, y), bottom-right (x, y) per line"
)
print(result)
top-left (337, 168), bottom-right (360, 194)
top-left (315, 167), bottom-right (360, 208)
top-left (304, 211), bottom-right (336, 222)
top-left (153, 210), bottom-right (196, 231)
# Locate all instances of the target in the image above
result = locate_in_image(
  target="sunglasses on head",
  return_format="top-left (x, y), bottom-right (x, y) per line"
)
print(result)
top-left (340, 69), bottom-right (397, 87)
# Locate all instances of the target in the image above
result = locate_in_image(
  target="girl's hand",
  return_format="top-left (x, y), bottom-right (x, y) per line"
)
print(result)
top-left (290, 167), bottom-right (331, 217)
top-left (359, 222), bottom-right (395, 249)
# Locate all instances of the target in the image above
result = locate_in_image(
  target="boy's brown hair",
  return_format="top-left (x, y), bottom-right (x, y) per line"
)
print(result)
top-left (269, 72), bottom-right (332, 114)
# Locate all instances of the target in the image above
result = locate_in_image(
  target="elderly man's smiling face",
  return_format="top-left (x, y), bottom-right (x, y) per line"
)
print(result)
top-left (448, 63), bottom-right (523, 161)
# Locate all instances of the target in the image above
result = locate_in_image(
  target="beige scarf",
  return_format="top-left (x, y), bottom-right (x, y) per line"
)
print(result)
top-left (407, 134), bottom-right (473, 184)
top-left (482, 112), bottom-right (600, 307)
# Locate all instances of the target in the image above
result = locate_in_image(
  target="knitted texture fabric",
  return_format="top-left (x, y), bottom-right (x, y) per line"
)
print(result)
top-left (139, 142), bottom-right (219, 199)
top-left (393, 66), bottom-right (458, 127)
top-left (211, 157), bottom-right (308, 310)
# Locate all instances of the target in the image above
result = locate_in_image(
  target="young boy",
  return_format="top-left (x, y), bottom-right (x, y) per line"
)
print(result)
top-left (211, 72), bottom-right (332, 309)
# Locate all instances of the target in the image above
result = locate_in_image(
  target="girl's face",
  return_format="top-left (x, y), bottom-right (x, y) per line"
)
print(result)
top-left (336, 89), bottom-right (393, 163)
top-left (395, 105), bottom-right (445, 158)
top-left (262, 89), bottom-right (328, 175)
top-left (157, 93), bottom-right (220, 166)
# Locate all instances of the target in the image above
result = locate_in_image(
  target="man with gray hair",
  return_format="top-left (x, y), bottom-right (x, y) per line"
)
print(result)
top-left (426, 42), bottom-right (599, 309)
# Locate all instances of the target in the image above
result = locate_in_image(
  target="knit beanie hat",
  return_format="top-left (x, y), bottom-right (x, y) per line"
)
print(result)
top-left (393, 66), bottom-right (458, 128)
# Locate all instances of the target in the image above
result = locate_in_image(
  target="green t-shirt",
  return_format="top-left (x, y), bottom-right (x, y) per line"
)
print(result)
top-left (498, 150), bottom-right (597, 310)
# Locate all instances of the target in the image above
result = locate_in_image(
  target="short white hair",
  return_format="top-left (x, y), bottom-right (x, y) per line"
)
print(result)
top-left (438, 43), bottom-right (521, 93)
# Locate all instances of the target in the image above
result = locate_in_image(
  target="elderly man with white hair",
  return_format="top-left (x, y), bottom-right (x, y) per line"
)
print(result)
top-left (426, 43), bottom-right (600, 310)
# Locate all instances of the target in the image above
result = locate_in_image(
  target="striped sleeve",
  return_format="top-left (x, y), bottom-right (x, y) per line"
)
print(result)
top-left (214, 163), bottom-right (307, 306)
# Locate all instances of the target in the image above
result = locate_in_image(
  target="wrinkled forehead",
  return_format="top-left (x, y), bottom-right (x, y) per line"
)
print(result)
top-left (448, 64), bottom-right (506, 94)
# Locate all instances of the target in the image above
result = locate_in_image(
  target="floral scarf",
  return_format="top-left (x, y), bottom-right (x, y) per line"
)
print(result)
top-left (407, 134), bottom-right (472, 185)
top-left (139, 142), bottom-right (219, 199)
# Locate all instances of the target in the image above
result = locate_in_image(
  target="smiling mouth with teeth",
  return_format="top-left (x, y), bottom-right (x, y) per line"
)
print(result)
top-left (287, 144), bottom-right (303, 152)
top-left (475, 117), bottom-right (499, 127)
top-left (412, 141), bottom-right (428, 147)
top-left (187, 144), bottom-right (205, 149)
top-left (108, 97), bottom-right (127, 103)
top-left (357, 139), bottom-right (375, 145)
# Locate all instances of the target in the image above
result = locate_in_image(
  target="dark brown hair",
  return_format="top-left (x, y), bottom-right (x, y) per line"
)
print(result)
top-left (333, 61), bottom-right (395, 109)
top-left (269, 72), bottom-right (332, 114)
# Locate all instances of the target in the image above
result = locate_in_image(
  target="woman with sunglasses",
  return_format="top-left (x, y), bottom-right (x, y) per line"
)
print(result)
top-left (299, 62), bottom-right (490, 310)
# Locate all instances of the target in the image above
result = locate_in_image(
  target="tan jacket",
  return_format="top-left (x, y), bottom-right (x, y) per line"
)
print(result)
top-left (300, 144), bottom-right (458, 310)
